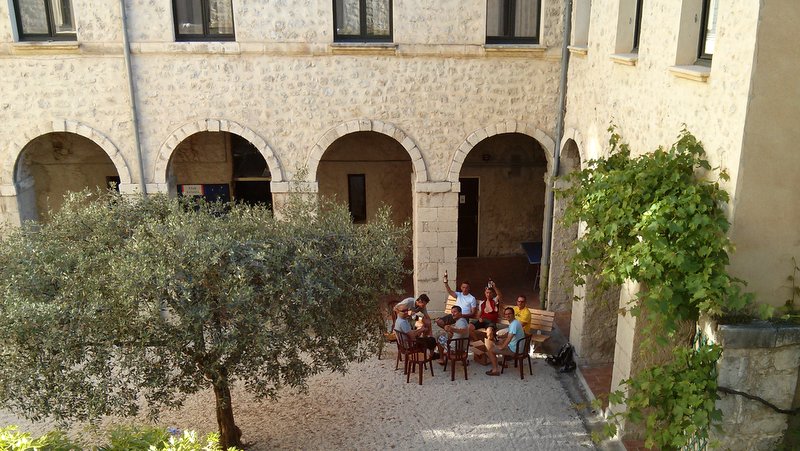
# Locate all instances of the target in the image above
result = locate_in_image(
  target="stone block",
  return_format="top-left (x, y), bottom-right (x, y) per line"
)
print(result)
top-left (772, 345), bottom-right (800, 371)
top-left (437, 231), bottom-right (457, 247)
top-left (416, 207), bottom-right (438, 222)
top-left (776, 324), bottom-right (800, 347)
top-left (719, 322), bottom-right (778, 349)
top-left (717, 354), bottom-right (748, 388)
top-left (417, 231), bottom-right (438, 248)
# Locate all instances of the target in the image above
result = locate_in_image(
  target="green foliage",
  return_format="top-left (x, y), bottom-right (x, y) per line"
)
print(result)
top-left (0, 191), bottom-right (408, 445)
top-left (100, 425), bottom-right (170, 450)
top-left (559, 127), bottom-right (750, 337)
top-left (778, 257), bottom-right (800, 324)
top-left (0, 425), bottom-right (240, 451)
top-left (604, 343), bottom-right (723, 450)
top-left (0, 425), bottom-right (81, 450)
top-left (558, 128), bottom-right (751, 448)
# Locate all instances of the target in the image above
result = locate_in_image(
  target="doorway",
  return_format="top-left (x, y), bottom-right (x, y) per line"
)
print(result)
top-left (458, 177), bottom-right (479, 257)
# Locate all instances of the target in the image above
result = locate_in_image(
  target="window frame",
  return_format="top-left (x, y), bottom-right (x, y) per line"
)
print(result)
top-left (13, 0), bottom-right (77, 41)
top-left (333, 0), bottom-right (393, 43)
top-left (696, 0), bottom-right (717, 64)
top-left (486, 0), bottom-right (542, 45)
top-left (631, 0), bottom-right (643, 52)
top-left (172, 0), bottom-right (236, 42)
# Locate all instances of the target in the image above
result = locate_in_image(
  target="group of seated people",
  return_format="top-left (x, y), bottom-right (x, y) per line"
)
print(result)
top-left (393, 278), bottom-right (534, 377)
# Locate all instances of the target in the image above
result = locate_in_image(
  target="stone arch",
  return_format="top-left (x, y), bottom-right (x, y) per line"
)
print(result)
top-left (560, 127), bottom-right (587, 170)
top-left (4, 120), bottom-right (132, 195)
top-left (447, 121), bottom-right (555, 183)
top-left (153, 119), bottom-right (284, 187)
top-left (306, 119), bottom-right (428, 187)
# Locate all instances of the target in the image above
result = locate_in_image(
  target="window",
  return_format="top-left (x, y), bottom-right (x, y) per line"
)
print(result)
top-left (13, 0), bottom-right (76, 41)
top-left (631, 0), bottom-right (643, 52)
top-left (173, 0), bottom-right (234, 41)
top-left (486, 0), bottom-right (541, 44)
top-left (348, 174), bottom-right (366, 223)
top-left (697, 0), bottom-right (718, 64)
top-left (333, 0), bottom-right (392, 42)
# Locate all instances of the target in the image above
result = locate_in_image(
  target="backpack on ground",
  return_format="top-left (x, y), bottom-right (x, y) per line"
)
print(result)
top-left (546, 342), bottom-right (576, 373)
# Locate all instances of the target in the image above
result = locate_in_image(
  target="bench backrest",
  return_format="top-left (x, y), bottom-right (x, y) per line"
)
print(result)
top-left (498, 306), bottom-right (554, 335)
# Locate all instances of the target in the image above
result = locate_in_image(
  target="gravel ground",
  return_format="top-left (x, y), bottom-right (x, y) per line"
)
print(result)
top-left (0, 350), bottom-right (595, 450)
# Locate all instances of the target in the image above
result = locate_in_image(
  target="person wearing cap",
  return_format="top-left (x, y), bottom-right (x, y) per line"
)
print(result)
top-left (393, 294), bottom-right (432, 335)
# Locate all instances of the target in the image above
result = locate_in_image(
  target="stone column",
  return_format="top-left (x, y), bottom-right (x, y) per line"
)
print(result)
top-left (570, 275), bottom-right (620, 366)
top-left (414, 181), bottom-right (459, 315)
top-left (0, 179), bottom-right (37, 226)
top-left (607, 279), bottom-right (645, 436)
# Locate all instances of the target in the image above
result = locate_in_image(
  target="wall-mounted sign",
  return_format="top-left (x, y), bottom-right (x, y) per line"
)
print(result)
top-left (180, 185), bottom-right (204, 196)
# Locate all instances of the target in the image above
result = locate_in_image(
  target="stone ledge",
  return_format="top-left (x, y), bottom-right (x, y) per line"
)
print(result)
top-left (668, 65), bottom-right (711, 83)
top-left (609, 53), bottom-right (638, 66)
top-left (568, 45), bottom-right (588, 56)
top-left (11, 41), bottom-right (80, 54)
top-left (716, 321), bottom-right (800, 349)
top-left (484, 43), bottom-right (547, 58)
top-left (330, 42), bottom-right (397, 55)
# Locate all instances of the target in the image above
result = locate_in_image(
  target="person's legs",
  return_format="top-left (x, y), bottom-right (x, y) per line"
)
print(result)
top-left (484, 332), bottom-right (501, 374)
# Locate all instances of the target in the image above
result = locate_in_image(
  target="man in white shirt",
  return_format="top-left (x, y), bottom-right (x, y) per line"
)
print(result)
top-left (436, 279), bottom-right (478, 328)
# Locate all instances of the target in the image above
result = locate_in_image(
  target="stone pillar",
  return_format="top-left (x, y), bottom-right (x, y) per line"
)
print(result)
top-left (414, 182), bottom-right (459, 314)
top-left (546, 180), bottom-right (578, 312)
top-left (0, 178), bottom-right (38, 226)
top-left (607, 280), bottom-right (644, 435)
top-left (702, 319), bottom-right (800, 450)
top-left (570, 275), bottom-right (620, 366)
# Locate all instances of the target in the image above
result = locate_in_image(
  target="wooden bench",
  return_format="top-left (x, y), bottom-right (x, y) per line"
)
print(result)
top-left (498, 306), bottom-right (555, 346)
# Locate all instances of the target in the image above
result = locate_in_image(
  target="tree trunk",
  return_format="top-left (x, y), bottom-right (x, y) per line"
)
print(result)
top-left (212, 371), bottom-right (243, 449)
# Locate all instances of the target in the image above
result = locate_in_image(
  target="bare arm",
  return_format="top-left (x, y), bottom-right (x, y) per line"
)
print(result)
top-left (444, 282), bottom-right (457, 298)
top-left (494, 284), bottom-right (503, 304)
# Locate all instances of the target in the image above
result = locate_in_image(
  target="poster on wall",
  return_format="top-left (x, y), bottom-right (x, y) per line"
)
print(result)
top-left (178, 184), bottom-right (231, 203)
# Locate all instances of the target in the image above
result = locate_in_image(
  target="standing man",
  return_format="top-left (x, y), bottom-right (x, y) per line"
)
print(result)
top-left (484, 307), bottom-right (525, 376)
top-left (393, 294), bottom-right (432, 335)
top-left (437, 276), bottom-right (478, 327)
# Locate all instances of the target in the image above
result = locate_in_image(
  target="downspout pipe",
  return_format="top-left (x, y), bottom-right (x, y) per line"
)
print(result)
top-left (120, 0), bottom-right (147, 195)
top-left (540, 0), bottom-right (572, 308)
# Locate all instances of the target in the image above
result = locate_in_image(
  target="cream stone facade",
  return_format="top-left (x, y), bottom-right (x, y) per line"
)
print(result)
top-left (1, 0), bottom-right (799, 447)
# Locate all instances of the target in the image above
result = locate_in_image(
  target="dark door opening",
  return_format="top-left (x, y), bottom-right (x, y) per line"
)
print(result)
top-left (458, 177), bottom-right (479, 257)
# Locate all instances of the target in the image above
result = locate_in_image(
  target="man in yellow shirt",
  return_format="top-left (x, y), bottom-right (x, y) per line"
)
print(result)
top-left (512, 295), bottom-right (532, 334)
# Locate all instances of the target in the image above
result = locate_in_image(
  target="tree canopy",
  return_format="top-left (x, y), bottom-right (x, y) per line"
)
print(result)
top-left (0, 191), bottom-right (409, 448)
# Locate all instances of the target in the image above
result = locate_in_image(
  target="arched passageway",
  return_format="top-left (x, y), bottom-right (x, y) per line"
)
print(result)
top-left (317, 131), bottom-right (414, 291)
top-left (14, 132), bottom-right (120, 222)
top-left (168, 131), bottom-right (273, 208)
top-left (454, 132), bottom-right (548, 306)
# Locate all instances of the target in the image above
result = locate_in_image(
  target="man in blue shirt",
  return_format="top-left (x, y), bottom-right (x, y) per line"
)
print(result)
top-left (484, 307), bottom-right (525, 376)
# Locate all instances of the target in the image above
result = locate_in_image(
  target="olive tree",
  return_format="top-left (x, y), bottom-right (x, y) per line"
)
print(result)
top-left (0, 191), bottom-right (408, 449)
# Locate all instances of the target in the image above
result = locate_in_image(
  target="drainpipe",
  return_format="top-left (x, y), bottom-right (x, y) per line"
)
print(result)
top-left (120, 0), bottom-right (147, 195)
top-left (540, 0), bottom-right (572, 309)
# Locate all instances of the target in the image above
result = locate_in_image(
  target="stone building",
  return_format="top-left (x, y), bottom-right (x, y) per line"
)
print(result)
top-left (0, 0), bottom-right (797, 447)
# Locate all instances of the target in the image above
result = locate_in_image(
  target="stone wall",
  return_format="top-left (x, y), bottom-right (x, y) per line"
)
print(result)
top-left (702, 319), bottom-right (800, 450)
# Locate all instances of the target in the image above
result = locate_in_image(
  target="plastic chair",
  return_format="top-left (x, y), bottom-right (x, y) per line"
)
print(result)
top-left (443, 337), bottom-right (470, 381)
top-left (395, 330), bottom-right (434, 385)
top-left (501, 334), bottom-right (533, 380)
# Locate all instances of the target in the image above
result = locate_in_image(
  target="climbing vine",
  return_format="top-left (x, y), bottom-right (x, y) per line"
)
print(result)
top-left (558, 128), bottom-right (751, 449)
